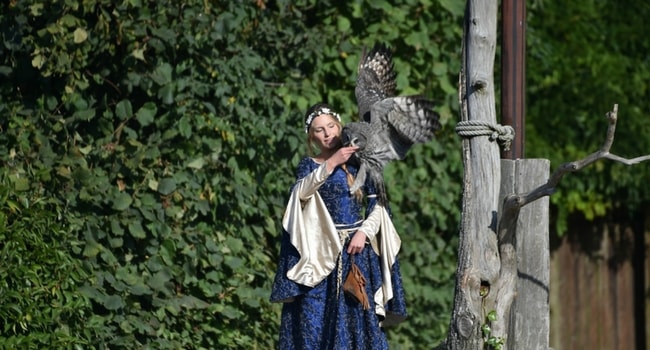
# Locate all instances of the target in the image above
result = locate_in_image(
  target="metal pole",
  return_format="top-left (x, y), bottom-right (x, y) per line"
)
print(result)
top-left (501, 0), bottom-right (526, 159)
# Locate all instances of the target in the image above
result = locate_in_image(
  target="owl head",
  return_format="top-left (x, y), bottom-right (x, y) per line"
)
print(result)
top-left (341, 123), bottom-right (370, 150)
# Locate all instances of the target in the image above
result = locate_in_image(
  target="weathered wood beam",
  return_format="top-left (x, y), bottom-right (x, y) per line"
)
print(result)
top-left (499, 159), bottom-right (550, 350)
top-left (447, 1), bottom-right (501, 349)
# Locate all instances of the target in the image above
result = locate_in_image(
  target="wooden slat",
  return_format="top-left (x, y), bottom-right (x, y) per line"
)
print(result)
top-left (549, 220), bottom-right (636, 350)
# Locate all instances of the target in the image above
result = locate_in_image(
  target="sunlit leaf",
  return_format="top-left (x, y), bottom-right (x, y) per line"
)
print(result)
top-left (31, 54), bottom-right (44, 69)
top-left (133, 47), bottom-right (146, 61)
top-left (73, 28), bottom-right (88, 43)
top-left (186, 157), bottom-right (205, 169)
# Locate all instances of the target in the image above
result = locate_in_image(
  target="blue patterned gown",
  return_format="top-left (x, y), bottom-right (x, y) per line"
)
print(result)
top-left (271, 157), bottom-right (407, 350)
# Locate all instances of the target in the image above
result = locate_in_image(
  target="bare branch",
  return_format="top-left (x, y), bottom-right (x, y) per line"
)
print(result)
top-left (602, 153), bottom-right (650, 165)
top-left (505, 104), bottom-right (650, 210)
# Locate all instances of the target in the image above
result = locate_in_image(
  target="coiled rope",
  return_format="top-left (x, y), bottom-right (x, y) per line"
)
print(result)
top-left (455, 120), bottom-right (516, 151)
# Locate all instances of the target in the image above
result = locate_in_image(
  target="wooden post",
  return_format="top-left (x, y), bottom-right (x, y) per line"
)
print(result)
top-left (447, 1), bottom-right (501, 349)
top-left (445, 1), bottom-right (552, 349)
top-left (500, 159), bottom-right (550, 350)
top-left (500, 2), bottom-right (549, 346)
top-left (501, 0), bottom-right (526, 159)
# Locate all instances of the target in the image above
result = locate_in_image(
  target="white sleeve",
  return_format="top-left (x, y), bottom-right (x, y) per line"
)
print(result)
top-left (358, 204), bottom-right (383, 241)
top-left (293, 161), bottom-right (332, 200)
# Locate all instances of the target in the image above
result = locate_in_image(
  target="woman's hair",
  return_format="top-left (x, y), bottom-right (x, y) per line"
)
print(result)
top-left (304, 102), bottom-right (363, 202)
top-left (341, 164), bottom-right (364, 202)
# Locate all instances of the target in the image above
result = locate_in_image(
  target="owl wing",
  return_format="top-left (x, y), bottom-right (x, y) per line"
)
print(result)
top-left (355, 43), bottom-right (396, 122)
top-left (350, 43), bottom-right (441, 205)
top-left (370, 95), bottom-right (441, 160)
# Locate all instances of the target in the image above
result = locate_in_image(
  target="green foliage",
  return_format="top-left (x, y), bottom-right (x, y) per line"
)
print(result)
top-left (0, 172), bottom-right (91, 348)
top-left (1, 0), bottom-right (464, 348)
top-left (526, 0), bottom-right (650, 233)
top-left (480, 310), bottom-right (504, 350)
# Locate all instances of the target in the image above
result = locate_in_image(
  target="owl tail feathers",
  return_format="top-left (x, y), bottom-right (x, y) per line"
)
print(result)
top-left (366, 165), bottom-right (388, 206)
top-left (374, 179), bottom-right (389, 207)
top-left (348, 163), bottom-right (389, 206)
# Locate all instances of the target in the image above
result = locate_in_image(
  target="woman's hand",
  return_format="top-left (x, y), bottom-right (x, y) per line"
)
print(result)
top-left (326, 146), bottom-right (358, 173)
top-left (347, 230), bottom-right (367, 255)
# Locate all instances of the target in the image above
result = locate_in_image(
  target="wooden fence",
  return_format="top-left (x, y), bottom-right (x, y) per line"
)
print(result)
top-left (548, 208), bottom-right (648, 350)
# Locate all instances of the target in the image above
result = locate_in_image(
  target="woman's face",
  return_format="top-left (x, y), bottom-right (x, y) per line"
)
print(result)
top-left (309, 114), bottom-right (341, 151)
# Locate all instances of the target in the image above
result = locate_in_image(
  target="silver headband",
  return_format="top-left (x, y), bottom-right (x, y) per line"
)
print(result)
top-left (304, 107), bottom-right (341, 133)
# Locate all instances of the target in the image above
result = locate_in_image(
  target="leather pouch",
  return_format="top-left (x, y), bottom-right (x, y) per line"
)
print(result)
top-left (343, 257), bottom-right (370, 310)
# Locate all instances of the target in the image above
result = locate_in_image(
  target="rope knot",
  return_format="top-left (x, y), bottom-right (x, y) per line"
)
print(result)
top-left (455, 120), bottom-right (515, 151)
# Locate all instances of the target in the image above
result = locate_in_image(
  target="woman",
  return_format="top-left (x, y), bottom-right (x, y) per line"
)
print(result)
top-left (270, 103), bottom-right (407, 349)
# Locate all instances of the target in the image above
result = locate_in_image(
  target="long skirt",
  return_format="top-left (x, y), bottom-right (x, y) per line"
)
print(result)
top-left (271, 231), bottom-right (407, 350)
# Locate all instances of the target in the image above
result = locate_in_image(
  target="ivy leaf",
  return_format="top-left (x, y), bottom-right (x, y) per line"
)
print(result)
top-left (128, 221), bottom-right (146, 239)
top-left (337, 17), bottom-right (350, 31)
top-left (130, 283), bottom-right (153, 296)
top-left (115, 100), bottom-right (133, 120)
top-left (136, 102), bottom-right (157, 126)
top-left (112, 192), bottom-right (133, 211)
top-left (115, 267), bottom-right (140, 285)
top-left (218, 304), bottom-right (241, 320)
top-left (151, 63), bottom-right (172, 85)
top-left (157, 178), bottom-right (176, 195)
top-left (487, 310), bottom-right (498, 321)
top-left (481, 323), bottom-right (491, 336)
top-left (73, 28), bottom-right (88, 43)
top-left (103, 295), bottom-right (125, 311)
top-left (186, 157), bottom-right (205, 169)
top-left (158, 84), bottom-right (174, 104)
top-left (31, 54), bottom-right (45, 69)
top-left (82, 240), bottom-right (102, 258)
top-left (439, 0), bottom-right (466, 16)
top-left (224, 256), bottom-right (243, 270)
top-left (178, 116), bottom-right (192, 138)
top-left (133, 47), bottom-right (146, 61)
top-left (73, 108), bottom-right (95, 121)
top-left (148, 269), bottom-right (172, 293)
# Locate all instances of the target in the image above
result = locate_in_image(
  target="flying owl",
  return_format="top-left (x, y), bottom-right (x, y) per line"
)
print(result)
top-left (341, 43), bottom-right (440, 205)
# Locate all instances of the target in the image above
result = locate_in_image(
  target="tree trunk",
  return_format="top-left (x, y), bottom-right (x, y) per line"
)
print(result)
top-left (446, 1), bottom-right (501, 349)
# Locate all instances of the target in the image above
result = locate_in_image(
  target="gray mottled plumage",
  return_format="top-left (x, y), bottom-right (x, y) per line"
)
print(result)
top-left (342, 43), bottom-right (440, 205)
